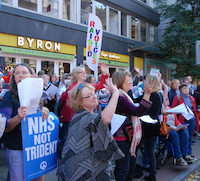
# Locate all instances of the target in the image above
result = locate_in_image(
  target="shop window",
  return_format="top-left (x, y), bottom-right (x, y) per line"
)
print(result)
top-left (81, 0), bottom-right (92, 25)
top-left (95, 1), bottom-right (106, 30)
top-left (148, 0), bottom-right (154, 8)
top-left (18, 0), bottom-right (37, 11)
top-left (1, 0), bottom-right (12, 6)
top-left (109, 8), bottom-right (118, 34)
top-left (139, 0), bottom-right (147, 3)
top-left (109, 67), bottom-right (116, 77)
top-left (63, 0), bottom-right (70, 20)
top-left (63, 0), bottom-right (76, 21)
top-left (85, 65), bottom-right (94, 75)
top-left (131, 17), bottom-right (138, 40)
top-left (149, 25), bottom-right (155, 42)
top-left (41, 60), bottom-right (54, 77)
top-left (147, 65), bottom-right (156, 74)
top-left (59, 62), bottom-right (70, 78)
top-left (121, 12), bottom-right (127, 36)
top-left (42, 0), bottom-right (58, 18)
top-left (21, 59), bottom-right (36, 76)
top-left (140, 20), bottom-right (146, 42)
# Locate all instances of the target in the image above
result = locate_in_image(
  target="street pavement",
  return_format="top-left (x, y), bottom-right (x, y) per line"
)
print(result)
top-left (0, 135), bottom-right (200, 181)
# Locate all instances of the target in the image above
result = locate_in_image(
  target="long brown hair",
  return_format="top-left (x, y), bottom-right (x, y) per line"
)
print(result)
top-left (10, 63), bottom-right (34, 96)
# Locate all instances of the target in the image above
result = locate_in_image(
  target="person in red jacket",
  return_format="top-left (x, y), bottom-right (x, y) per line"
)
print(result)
top-left (171, 83), bottom-right (199, 159)
top-left (163, 96), bottom-right (196, 165)
top-left (59, 63), bottom-right (109, 139)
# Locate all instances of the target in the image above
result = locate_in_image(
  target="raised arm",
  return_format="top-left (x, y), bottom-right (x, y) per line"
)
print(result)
top-left (101, 78), bottom-right (119, 126)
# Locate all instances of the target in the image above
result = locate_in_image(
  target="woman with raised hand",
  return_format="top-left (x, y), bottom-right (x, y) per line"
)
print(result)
top-left (57, 78), bottom-right (124, 181)
top-left (59, 63), bottom-right (108, 138)
top-left (112, 71), bottom-right (152, 181)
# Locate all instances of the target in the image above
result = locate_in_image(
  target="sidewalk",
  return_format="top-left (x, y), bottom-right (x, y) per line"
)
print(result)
top-left (135, 135), bottom-right (200, 181)
top-left (0, 135), bottom-right (200, 181)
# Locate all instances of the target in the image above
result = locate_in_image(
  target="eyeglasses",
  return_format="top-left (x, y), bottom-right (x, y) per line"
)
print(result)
top-left (124, 79), bottom-right (133, 84)
top-left (78, 71), bottom-right (87, 74)
top-left (82, 93), bottom-right (97, 99)
top-left (165, 98), bottom-right (169, 101)
top-left (13, 71), bottom-right (30, 77)
top-left (77, 83), bottom-right (85, 95)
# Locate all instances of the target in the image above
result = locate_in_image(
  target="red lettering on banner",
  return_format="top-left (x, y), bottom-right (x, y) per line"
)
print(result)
top-left (94, 36), bottom-right (99, 41)
top-left (90, 21), bottom-right (95, 27)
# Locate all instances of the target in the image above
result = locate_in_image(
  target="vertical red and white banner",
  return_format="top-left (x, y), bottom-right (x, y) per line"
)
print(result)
top-left (86, 13), bottom-right (102, 73)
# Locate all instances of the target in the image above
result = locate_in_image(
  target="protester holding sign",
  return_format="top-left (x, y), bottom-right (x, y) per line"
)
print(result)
top-left (57, 79), bottom-right (124, 181)
top-left (0, 63), bottom-right (49, 181)
top-left (59, 62), bottom-right (108, 139)
top-left (172, 82), bottom-right (199, 161)
top-left (111, 71), bottom-right (152, 181)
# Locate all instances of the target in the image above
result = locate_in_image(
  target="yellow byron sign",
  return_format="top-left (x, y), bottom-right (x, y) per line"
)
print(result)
top-left (0, 33), bottom-right (76, 55)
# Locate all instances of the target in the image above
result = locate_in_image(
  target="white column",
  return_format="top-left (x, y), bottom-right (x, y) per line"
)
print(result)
top-left (12, 0), bottom-right (18, 7)
top-left (37, 0), bottom-right (42, 13)
top-left (58, 0), bottom-right (63, 19)
top-left (106, 6), bottom-right (109, 32)
top-left (36, 59), bottom-right (41, 76)
top-left (16, 57), bottom-right (21, 64)
top-left (76, 0), bottom-right (81, 23)
top-left (54, 61), bottom-right (59, 75)
top-left (118, 11), bottom-right (121, 35)
top-left (127, 15), bottom-right (131, 38)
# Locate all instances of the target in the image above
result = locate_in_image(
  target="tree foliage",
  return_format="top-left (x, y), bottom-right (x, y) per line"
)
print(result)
top-left (154, 0), bottom-right (200, 79)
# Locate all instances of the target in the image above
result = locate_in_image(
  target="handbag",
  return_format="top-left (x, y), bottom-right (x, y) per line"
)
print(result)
top-left (159, 120), bottom-right (170, 137)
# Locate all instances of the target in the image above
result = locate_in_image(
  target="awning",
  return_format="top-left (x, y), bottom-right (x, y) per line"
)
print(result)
top-left (0, 46), bottom-right (76, 60)
top-left (128, 41), bottom-right (161, 54)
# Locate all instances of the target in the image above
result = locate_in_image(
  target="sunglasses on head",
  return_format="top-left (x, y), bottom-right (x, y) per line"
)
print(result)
top-left (77, 83), bottom-right (85, 95)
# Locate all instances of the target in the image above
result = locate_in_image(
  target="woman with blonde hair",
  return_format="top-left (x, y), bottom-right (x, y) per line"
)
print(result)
top-left (168, 79), bottom-right (180, 106)
top-left (111, 71), bottom-right (152, 181)
top-left (141, 74), bottom-right (163, 181)
top-left (59, 63), bottom-right (108, 138)
top-left (57, 79), bottom-right (124, 181)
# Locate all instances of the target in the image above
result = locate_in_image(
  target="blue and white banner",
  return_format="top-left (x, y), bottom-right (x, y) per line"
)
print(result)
top-left (21, 112), bottom-right (59, 181)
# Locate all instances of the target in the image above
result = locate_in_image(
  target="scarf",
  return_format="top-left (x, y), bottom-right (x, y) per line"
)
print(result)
top-left (119, 88), bottom-right (142, 157)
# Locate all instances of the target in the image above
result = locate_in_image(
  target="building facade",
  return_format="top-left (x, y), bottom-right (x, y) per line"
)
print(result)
top-left (0, 0), bottom-right (167, 79)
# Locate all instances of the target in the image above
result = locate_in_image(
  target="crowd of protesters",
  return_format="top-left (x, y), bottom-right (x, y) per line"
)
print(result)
top-left (0, 63), bottom-right (199, 181)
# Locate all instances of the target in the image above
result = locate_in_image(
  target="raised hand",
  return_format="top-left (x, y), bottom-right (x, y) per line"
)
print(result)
top-left (104, 78), bottom-right (119, 95)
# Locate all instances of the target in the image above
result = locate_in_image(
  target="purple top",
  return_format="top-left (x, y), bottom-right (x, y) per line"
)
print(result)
top-left (114, 95), bottom-right (152, 139)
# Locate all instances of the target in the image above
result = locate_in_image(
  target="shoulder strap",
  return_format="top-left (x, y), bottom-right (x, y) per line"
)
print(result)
top-left (177, 94), bottom-right (181, 105)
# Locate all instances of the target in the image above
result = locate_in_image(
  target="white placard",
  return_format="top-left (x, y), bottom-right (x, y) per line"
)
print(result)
top-left (177, 123), bottom-right (189, 130)
top-left (139, 115), bottom-right (158, 124)
top-left (182, 105), bottom-right (194, 120)
top-left (166, 103), bottom-right (187, 114)
top-left (17, 78), bottom-right (43, 115)
top-left (111, 114), bottom-right (127, 135)
top-left (150, 68), bottom-right (160, 76)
